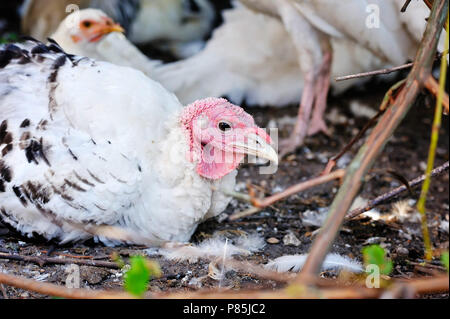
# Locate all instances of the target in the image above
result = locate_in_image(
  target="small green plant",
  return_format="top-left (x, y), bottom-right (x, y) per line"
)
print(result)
top-left (123, 255), bottom-right (161, 297)
top-left (362, 244), bottom-right (393, 276)
top-left (441, 252), bottom-right (449, 273)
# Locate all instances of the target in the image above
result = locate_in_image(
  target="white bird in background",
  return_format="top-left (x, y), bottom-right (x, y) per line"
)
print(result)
top-left (153, 4), bottom-right (388, 111)
top-left (238, 0), bottom-right (437, 155)
top-left (49, 7), bottom-right (388, 111)
top-left (45, 3), bottom-right (442, 145)
top-left (393, 0), bottom-right (446, 54)
top-left (21, 0), bottom-right (216, 58)
top-left (51, 9), bottom-right (161, 78)
top-left (0, 40), bottom-right (278, 245)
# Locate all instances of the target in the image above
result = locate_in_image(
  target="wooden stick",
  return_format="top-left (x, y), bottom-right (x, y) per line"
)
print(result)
top-left (1, 266), bottom-right (447, 299)
top-left (335, 51), bottom-right (447, 83)
top-left (335, 63), bottom-right (414, 82)
top-left (0, 252), bottom-right (120, 269)
top-left (252, 169), bottom-right (345, 208)
top-left (0, 272), bottom-right (133, 299)
top-left (154, 275), bottom-right (449, 299)
top-left (425, 74), bottom-right (449, 114)
top-left (322, 79), bottom-right (406, 175)
top-left (228, 170), bottom-right (345, 221)
top-left (298, 0), bottom-right (448, 280)
top-left (222, 259), bottom-right (296, 283)
top-left (401, 0), bottom-right (413, 12)
top-left (423, 0), bottom-right (432, 10)
top-left (345, 161), bottom-right (449, 220)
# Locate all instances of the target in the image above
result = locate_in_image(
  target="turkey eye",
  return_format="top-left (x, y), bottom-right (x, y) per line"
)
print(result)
top-left (82, 21), bottom-right (92, 28)
top-left (218, 121), bottom-right (232, 132)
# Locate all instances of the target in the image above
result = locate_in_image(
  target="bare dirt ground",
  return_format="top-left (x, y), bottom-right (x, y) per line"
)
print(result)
top-left (0, 1), bottom-right (448, 299)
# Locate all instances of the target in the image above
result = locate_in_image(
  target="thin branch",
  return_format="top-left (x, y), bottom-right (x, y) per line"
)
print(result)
top-left (1, 267), bottom-right (447, 299)
top-left (228, 169), bottom-right (345, 221)
top-left (322, 79), bottom-right (406, 175)
top-left (228, 206), bottom-right (262, 221)
top-left (153, 275), bottom-right (449, 299)
top-left (335, 63), bottom-right (414, 82)
top-left (423, 0), bottom-right (432, 10)
top-left (322, 110), bottom-right (383, 175)
top-left (0, 252), bottom-right (121, 269)
top-left (0, 272), bottom-right (133, 299)
top-left (335, 50), bottom-right (447, 83)
top-left (422, 0), bottom-right (448, 31)
top-left (424, 74), bottom-right (449, 114)
top-left (298, 0), bottom-right (448, 280)
top-left (401, 0), bottom-right (413, 12)
top-left (252, 169), bottom-right (345, 208)
top-left (345, 161), bottom-right (449, 220)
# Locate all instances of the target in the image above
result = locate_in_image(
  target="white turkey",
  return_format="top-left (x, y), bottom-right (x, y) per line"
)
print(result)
top-left (238, 0), bottom-right (441, 155)
top-left (45, 5), bottom-right (412, 120)
top-left (0, 40), bottom-right (278, 245)
top-left (20, 0), bottom-right (216, 58)
top-left (153, 4), bottom-right (388, 112)
top-left (50, 9), bottom-right (161, 78)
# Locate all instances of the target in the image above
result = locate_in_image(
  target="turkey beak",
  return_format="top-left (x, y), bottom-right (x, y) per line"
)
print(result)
top-left (231, 133), bottom-right (278, 165)
top-left (106, 23), bottom-right (125, 34)
top-left (98, 22), bottom-right (125, 36)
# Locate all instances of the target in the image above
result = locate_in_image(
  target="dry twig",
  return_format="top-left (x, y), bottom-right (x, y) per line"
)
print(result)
top-left (0, 272), bottom-right (133, 299)
top-left (424, 74), bottom-right (449, 114)
top-left (335, 63), bottom-right (414, 82)
top-left (322, 79), bottom-right (406, 175)
top-left (401, 0), bottom-right (413, 12)
top-left (153, 275), bottom-right (448, 299)
top-left (345, 161), bottom-right (449, 220)
top-left (0, 251), bottom-right (120, 269)
top-left (228, 169), bottom-right (345, 221)
top-left (1, 269), bottom-right (447, 299)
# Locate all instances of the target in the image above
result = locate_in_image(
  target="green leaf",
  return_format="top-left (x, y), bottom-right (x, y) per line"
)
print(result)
top-left (441, 252), bottom-right (449, 273)
top-left (362, 245), bottom-right (393, 275)
top-left (123, 256), bottom-right (152, 297)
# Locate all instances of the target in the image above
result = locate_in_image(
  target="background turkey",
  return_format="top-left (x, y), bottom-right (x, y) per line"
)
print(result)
top-left (20, 0), bottom-right (231, 59)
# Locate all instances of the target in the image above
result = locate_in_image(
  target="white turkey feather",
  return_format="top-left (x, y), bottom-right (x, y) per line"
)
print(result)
top-left (291, 0), bottom-right (418, 65)
top-left (265, 253), bottom-right (364, 273)
top-left (150, 233), bottom-right (265, 263)
top-left (96, 33), bottom-right (162, 77)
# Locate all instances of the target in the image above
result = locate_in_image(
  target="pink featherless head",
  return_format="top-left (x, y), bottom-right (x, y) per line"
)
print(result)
top-left (179, 98), bottom-right (277, 180)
